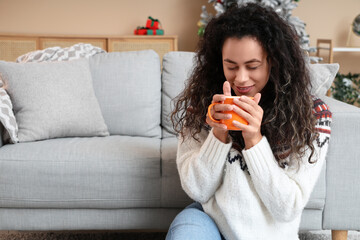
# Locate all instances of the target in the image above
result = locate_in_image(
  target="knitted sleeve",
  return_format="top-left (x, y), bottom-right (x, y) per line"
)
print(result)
top-left (176, 128), bottom-right (232, 203)
top-left (242, 98), bottom-right (332, 222)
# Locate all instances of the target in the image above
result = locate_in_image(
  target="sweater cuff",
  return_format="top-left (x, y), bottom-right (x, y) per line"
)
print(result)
top-left (199, 128), bottom-right (232, 169)
top-left (241, 136), bottom-right (279, 176)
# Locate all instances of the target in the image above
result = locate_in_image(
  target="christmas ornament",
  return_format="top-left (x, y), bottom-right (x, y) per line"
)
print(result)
top-left (353, 14), bottom-right (360, 36)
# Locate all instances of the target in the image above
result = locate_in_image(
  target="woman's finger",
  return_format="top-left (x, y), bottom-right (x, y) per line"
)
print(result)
top-left (209, 105), bottom-right (233, 122)
top-left (223, 81), bottom-right (232, 96)
top-left (254, 93), bottom-right (261, 104)
top-left (212, 103), bottom-right (234, 113)
top-left (233, 97), bottom-right (262, 117)
top-left (232, 120), bottom-right (249, 131)
top-left (212, 94), bottom-right (227, 103)
top-left (232, 105), bottom-right (253, 123)
top-left (206, 115), bottom-right (228, 130)
top-left (213, 112), bottom-right (232, 120)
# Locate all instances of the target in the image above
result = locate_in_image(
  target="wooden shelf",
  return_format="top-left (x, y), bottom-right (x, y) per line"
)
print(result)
top-left (0, 34), bottom-right (178, 62)
top-left (333, 47), bottom-right (360, 52)
top-left (108, 36), bottom-right (177, 62)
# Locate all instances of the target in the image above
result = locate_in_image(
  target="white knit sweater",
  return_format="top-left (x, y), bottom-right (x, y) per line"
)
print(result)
top-left (176, 100), bottom-right (331, 240)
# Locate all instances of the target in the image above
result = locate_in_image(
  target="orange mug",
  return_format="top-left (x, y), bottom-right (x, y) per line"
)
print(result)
top-left (207, 96), bottom-right (254, 131)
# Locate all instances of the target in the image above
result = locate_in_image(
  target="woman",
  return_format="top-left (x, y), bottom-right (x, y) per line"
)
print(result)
top-left (166, 3), bottom-right (332, 240)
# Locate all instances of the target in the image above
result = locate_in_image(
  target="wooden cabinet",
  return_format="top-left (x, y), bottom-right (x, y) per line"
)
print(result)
top-left (109, 36), bottom-right (177, 62)
top-left (0, 36), bottom-right (38, 62)
top-left (0, 34), bottom-right (178, 62)
top-left (39, 37), bottom-right (107, 50)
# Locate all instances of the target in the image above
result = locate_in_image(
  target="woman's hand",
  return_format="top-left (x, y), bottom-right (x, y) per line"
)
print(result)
top-left (206, 81), bottom-right (232, 143)
top-left (232, 93), bottom-right (263, 149)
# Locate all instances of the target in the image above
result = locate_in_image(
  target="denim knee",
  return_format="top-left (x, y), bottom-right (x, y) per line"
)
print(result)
top-left (166, 203), bottom-right (222, 240)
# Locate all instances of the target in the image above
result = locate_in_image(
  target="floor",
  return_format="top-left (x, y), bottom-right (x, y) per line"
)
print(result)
top-left (0, 230), bottom-right (359, 240)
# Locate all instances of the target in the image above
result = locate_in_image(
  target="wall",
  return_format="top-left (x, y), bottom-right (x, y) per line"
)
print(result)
top-left (0, 0), bottom-right (359, 73)
top-left (293, 0), bottom-right (360, 74)
top-left (0, 0), bottom-right (206, 51)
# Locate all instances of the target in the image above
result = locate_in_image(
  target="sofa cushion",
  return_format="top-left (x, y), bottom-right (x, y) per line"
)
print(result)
top-left (161, 52), bottom-right (196, 138)
top-left (0, 136), bottom-right (161, 208)
top-left (0, 58), bottom-right (109, 142)
top-left (309, 63), bottom-right (339, 96)
top-left (89, 50), bottom-right (161, 138)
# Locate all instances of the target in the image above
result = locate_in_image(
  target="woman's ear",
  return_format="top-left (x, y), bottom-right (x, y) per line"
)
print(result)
top-left (266, 56), bottom-right (272, 78)
top-left (266, 56), bottom-right (272, 68)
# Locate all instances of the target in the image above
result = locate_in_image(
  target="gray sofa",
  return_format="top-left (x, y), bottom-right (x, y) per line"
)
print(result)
top-left (0, 50), bottom-right (359, 238)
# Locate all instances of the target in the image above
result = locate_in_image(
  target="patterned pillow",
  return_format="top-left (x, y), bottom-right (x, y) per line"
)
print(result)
top-left (16, 43), bottom-right (105, 63)
top-left (0, 77), bottom-right (18, 143)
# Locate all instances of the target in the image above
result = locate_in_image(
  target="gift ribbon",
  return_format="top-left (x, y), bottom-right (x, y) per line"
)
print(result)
top-left (148, 16), bottom-right (159, 23)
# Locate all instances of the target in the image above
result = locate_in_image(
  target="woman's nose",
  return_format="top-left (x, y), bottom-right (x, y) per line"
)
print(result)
top-left (235, 69), bottom-right (249, 83)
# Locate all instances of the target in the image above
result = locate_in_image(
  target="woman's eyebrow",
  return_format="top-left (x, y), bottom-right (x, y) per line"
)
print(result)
top-left (244, 59), bottom-right (261, 64)
top-left (223, 58), bottom-right (237, 64)
top-left (224, 58), bottom-right (262, 64)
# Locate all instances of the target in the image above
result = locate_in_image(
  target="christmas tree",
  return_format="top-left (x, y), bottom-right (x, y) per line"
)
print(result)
top-left (198, 0), bottom-right (320, 63)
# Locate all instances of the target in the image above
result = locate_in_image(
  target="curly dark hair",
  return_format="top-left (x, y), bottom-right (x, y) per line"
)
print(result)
top-left (171, 3), bottom-right (318, 167)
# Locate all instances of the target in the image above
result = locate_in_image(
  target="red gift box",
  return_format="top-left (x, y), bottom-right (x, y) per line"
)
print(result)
top-left (134, 28), bottom-right (147, 35)
top-left (134, 28), bottom-right (164, 35)
top-left (146, 17), bottom-right (160, 29)
top-left (134, 17), bottom-right (163, 35)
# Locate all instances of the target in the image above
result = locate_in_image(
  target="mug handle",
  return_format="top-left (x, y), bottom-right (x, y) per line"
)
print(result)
top-left (207, 103), bottom-right (221, 123)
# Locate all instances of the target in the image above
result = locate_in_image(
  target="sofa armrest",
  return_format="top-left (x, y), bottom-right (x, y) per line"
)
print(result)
top-left (322, 96), bottom-right (360, 230)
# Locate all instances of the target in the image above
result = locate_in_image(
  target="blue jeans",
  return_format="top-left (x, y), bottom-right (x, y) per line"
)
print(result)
top-left (166, 202), bottom-right (226, 240)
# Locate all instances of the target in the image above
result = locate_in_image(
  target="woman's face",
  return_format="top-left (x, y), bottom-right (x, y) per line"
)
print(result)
top-left (222, 36), bottom-right (271, 97)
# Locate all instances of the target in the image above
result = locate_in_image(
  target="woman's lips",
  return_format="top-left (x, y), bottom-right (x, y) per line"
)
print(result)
top-left (236, 86), bottom-right (254, 94)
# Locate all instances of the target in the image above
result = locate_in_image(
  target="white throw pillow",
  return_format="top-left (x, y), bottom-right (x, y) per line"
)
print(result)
top-left (309, 63), bottom-right (339, 96)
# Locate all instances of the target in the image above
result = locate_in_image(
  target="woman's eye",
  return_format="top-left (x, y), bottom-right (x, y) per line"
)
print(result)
top-left (228, 67), bottom-right (237, 70)
top-left (247, 66), bottom-right (259, 70)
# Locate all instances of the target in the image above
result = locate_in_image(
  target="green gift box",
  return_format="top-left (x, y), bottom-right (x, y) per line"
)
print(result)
top-left (146, 29), bottom-right (164, 35)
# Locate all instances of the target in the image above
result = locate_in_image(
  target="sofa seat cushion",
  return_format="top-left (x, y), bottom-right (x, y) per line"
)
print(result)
top-left (160, 137), bottom-right (326, 210)
top-left (0, 136), bottom-right (160, 208)
top-left (161, 137), bottom-right (192, 207)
